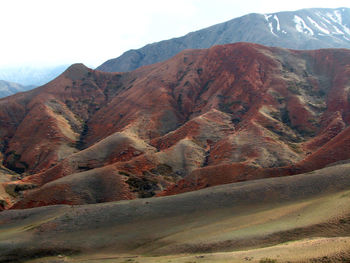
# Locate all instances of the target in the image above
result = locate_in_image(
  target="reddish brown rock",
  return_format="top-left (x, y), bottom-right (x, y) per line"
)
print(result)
top-left (2, 43), bottom-right (350, 209)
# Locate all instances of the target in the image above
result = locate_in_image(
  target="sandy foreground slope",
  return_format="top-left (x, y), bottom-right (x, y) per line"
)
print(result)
top-left (2, 162), bottom-right (350, 262)
top-left (25, 237), bottom-right (350, 263)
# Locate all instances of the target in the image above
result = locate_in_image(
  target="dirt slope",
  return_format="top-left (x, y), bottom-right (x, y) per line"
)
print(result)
top-left (1, 163), bottom-right (350, 262)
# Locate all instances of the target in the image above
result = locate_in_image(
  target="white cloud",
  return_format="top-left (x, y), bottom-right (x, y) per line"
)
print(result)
top-left (0, 0), bottom-right (350, 68)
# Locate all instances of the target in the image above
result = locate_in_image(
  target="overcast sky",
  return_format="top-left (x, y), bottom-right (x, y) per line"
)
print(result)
top-left (1, 0), bottom-right (350, 68)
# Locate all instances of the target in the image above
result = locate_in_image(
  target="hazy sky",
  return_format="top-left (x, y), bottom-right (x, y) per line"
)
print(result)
top-left (1, 0), bottom-right (350, 68)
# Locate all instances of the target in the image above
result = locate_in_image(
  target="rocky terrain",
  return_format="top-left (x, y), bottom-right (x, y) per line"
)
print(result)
top-left (1, 43), bottom-right (350, 211)
top-left (97, 7), bottom-right (350, 72)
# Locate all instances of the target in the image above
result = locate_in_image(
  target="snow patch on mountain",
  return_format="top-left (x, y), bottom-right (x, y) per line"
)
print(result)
top-left (316, 12), bottom-right (332, 26)
top-left (307, 16), bottom-right (330, 34)
top-left (264, 14), bottom-right (278, 36)
top-left (264, 14), bottom-right (272, 21)
top-left (333, 25), bottom-right (344, 35)
top-left (294, 15), bottom-right (314, 35)
top-left (334, 10), bottom-right (343, 23)
top-left (274, 15), bottom-right (281, 31)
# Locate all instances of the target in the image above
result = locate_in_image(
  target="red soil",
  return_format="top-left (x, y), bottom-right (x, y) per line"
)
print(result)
top-left (2, 43), bottom-right (350, 208)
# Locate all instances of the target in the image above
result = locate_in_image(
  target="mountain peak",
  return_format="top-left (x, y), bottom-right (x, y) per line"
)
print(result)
top-left (63, 63), bottom-right (91, 80)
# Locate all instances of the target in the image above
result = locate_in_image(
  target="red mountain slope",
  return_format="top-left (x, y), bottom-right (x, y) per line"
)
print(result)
top-left (2, 43), bottom-right (350, 209)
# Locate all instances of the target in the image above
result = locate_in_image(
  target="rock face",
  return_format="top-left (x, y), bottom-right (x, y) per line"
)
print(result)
top-left (2, 43), bottom-right (350, 209)
top-left (97, 7), bottom-right (350, 72)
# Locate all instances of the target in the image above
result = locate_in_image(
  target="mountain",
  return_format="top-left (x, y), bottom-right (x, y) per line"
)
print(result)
top-left (0, 65), bottom-right (68, 86)
top-left (1, 43), bottom-right (350, 211)
top-left (97, 7), bottom-right (350, 72)
top-left (0, 80), bottom-right (35, 98)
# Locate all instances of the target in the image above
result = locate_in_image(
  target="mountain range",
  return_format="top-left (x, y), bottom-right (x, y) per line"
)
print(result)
top-left (1, 42), bottom-right (350, 209)
top-left (97, 7), bottom-right (350, 72)
top-left (0, 80), bottom-right (35, 98)
top-left (0, 65), bottom-right (68, 86)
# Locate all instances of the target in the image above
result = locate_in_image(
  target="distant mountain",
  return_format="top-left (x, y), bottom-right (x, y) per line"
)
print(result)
top-left (0, 80), bottom-right (35, 98)
top-left (97, 7), bottom-right (350, 72)
top-left (0, 65), bottom-right (68, 86)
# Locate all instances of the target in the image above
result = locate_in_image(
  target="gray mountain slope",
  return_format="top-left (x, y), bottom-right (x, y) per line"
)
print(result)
top-left (0, 65), bottom-right (68, 86)
top-left (97, 7), bottom-right (350, 72)
top-left (0, 80), bottom-right (35, 98)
